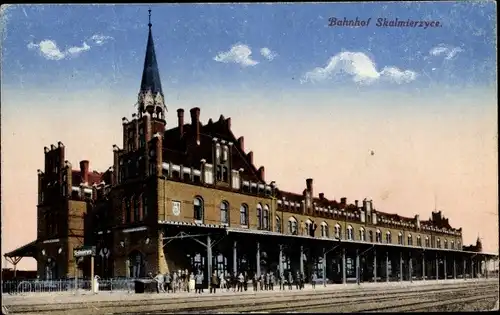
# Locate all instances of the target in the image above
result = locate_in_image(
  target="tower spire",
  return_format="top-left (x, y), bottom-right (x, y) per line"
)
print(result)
top-left (148, 8), bottom-right (152, 29)
top-left (137, 8), bottom-right (166, 120)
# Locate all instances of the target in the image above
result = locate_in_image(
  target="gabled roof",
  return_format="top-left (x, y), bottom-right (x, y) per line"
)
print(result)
top-left (162, 115), bottom-right (263, 182)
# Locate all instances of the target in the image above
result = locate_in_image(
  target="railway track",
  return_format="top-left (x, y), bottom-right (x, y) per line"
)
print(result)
top-left (6, 282), bottom-right (497, 314)
top-left (200, 284), bottom-right (498, 313)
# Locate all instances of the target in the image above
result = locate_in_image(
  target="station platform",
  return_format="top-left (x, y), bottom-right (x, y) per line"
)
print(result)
top-left (3, 278), bottom-right (497, 307)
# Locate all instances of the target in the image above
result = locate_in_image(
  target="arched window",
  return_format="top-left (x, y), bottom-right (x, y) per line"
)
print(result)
top-left (276, 216), bottom-right (282, 233)
top-left (359, 227), bottom-right (366, 241)
top-left (425, 237), bottom-right (430, 247)
top-left (305, 219), bottom-right (313, 236)
top-left (386, 231), bottom-right (392, 244)
top-left (398, 232), bottom-right (404, 245)
top-left (376, 229), bottom-right (382, 243)
top-left (347, 225), bottom-right (354, 240)
top-left (133, 195), bottom-right (140, 222)
top-left (257, 203), bottom-right (262, 230)
top-left (334, 224), bottom-right (342, 239)
top-left (407, 234), bottom-right (413, 246)
top-left (451, 240), bottom-right (455, 249)
top-left (417, 236), bottom-right (422, 247)
top-left (240, 204), bottom-right (248, 226)
top-left (256, 203), bottom-right (263, 229)
top-left (194, 196), bottom-right (204, 222)
top-left (288, 217), bottom-right (298, 235)
top-left (263, 205), bottom-right (270, 230)
top-left (368, 230), bottom-right (374, 242)
top-left (444, 239), bottom-right (448, 249)
top-left (321, 222), bottom-right (329, 237)
top-left (142, 194), bottom-right (148, 219)
top-left (220, 201), bottom-right (229, 225)
top-left (457, 241), bottom-right (461, 249)
top-left (125, 198), bottom-right (131, 223)
top-left (436, 238), bottom-right (441, 248)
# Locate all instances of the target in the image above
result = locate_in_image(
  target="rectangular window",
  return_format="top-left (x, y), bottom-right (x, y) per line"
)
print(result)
top-left (216, 165), bottom-right (222, 181)
top-left (222, 167), bottom-right (228, 182)
top-left (204, 166), bottom-right (213, 184)
top-left (231, 171), bottom-right (240, 189)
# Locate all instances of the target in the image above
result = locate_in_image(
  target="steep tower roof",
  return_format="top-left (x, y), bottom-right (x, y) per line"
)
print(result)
top-left (140, 17), bottom-right (163, 96)
top-left (137, 9), bottom-right (166, 119)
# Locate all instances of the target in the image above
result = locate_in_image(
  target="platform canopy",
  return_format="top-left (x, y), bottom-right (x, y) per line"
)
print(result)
top-left (4, 240), bottom-right (38, 266)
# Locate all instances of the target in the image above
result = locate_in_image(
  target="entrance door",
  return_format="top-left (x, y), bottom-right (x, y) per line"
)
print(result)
top-left (128, 251), bottom-right (146, 278)
top-left (214, 253), bottom-right (228, 277)
top-left (191, 253), bottom-right (205, 274)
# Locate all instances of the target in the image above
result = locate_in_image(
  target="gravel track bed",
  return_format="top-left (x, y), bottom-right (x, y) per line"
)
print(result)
top-left (116, 283), bottom-right (498, 314)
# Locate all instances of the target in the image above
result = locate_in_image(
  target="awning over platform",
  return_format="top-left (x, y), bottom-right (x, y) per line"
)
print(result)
top-left (4, 240), bottom-right (37, 258)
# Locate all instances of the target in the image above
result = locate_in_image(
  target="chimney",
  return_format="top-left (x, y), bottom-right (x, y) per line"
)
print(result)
top-left (190, 107), bottom-right (200, 144)
top-left (177, 108), bottom-right (184, 137)
top-left (258, 166), bottom-right (265, 181)
top-left (247, 151), bottom-right (253, 164)
top-left (319, 193), bottom-right (324, 200)
top-left (306, 178), bottom-right (312, 192)
top-left (237, 137), bottom-right (245, 151)
top-left (226, 118), bottom-right (231, 130)
top-left (340, 197), bottom-right (347, 205)
top-left (80, 160), bottom-right (89, 184)
top-left (355, 200), bottom-right (359, 208)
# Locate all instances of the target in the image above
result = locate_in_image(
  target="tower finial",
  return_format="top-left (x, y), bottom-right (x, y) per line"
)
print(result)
top-left (148, 8), bottom-right (152, 29)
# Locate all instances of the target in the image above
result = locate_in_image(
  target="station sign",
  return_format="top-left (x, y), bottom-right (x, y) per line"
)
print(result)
top-left (73, 246), bottom-right (96, 258)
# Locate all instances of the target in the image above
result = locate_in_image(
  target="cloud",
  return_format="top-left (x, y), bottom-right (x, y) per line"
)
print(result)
top-left (27, 40), bottom-right (90, 60)
top-left (429, 44), bottom-right (464, 60)
top-left (301, 51), bottom-right (417, 85)
top-left (90, 34), bottom-right (114, 46)
top-left (260, 47), bottom-right (278, 61)
top-left (214, 44), bottom-right (259, 67)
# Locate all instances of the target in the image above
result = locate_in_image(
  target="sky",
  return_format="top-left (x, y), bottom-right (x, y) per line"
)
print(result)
top-left (1, 2), bottom-right (498, 270)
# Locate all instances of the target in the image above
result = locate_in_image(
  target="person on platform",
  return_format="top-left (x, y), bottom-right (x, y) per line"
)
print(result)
top-left (253, 272), bottom-right (259, 291)
top-left (237, 272), bottom-right (244, 292)
top-left (295, 271), bottom-right (301, 290)
top-left (195, 271), bottom-right (204, 294)
top-left (270, 272), bottom-right (275, 290)
top-left (265, 272), bottom-right (270, 291)
top-left (184, 269), bottom-right (189, 292)
top-left (188, 271), bottom-right (195, 292)
top-left (259, 273), bottom-right (264, 291)
top-left (210, 271), bottom-right (219, 294)
top-left (172, 271), bottom-right (178, 293)
top-left (288, 271), bottom-right (293, 290)
top-left (231, 272), bottom-right (237, 292)
top-left (154, 271), bottom-right (165, 294)
top-left (219, 272), bottom-right (226, 292)
top-left (300, 272), bottom-right (305, 290)
top-left (311, 272), bottom-right (317, 289)
top-left (244, 271), bottom-right (249, 291)
top-left (279, 272), bottom-right (285, 290)
top-left (164, 272), bottom-right (171, 293)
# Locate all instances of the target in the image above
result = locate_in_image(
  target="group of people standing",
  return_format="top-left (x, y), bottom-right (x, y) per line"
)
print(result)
top-left (152, 269), bottom-right (206, 294)
top-left (153, 269), bottom-right (320, 294)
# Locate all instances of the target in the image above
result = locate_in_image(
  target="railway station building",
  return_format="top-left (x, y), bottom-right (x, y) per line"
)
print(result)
top-left (5, 14), bottom-right (498, 286)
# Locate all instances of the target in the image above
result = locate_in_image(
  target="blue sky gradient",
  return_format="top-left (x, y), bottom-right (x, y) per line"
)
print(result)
top-left (1, 2), bottom-right (497, 95)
